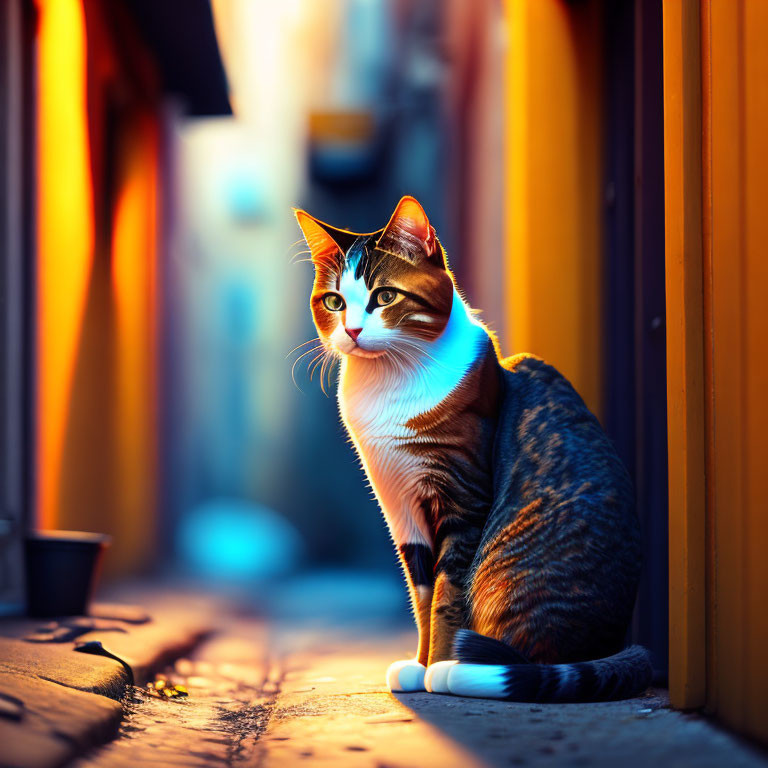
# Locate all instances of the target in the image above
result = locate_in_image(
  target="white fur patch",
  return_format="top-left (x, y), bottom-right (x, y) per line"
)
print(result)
top-left (387, 659), bottom-right (426, 692)
top-left (446, 663), bottom-right (508, 699)
top-left (338, 289), bottom-right (486, 549)
top-left (424, 660), bottom-right (458, 694)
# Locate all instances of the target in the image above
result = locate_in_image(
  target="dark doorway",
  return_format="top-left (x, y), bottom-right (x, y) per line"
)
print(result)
top-left (603, 0), bottom-right (668, 679)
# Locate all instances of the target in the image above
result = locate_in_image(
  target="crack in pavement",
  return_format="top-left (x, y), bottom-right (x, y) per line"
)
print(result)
top-left (73, 623), bottom-right (280, 768)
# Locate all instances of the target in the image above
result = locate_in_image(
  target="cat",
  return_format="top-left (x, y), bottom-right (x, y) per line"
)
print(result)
top-left (294, 196), bottom-right (651, 702)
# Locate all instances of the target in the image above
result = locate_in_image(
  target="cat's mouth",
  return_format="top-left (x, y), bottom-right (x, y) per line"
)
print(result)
top-left (347, 345), bottom-right (386, 359)
top-left (335, 337), bottom-right (386, 359)
top-left (330, 327), bottom-right (387, 359)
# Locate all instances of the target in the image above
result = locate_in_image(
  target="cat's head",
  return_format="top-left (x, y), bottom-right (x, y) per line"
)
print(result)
top-left (294, 196), bottom-right (454, 359)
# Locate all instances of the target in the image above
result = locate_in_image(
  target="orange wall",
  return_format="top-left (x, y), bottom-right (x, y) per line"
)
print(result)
top-left (705, 0), bottom-right (768, 740)
top-left (110, 114), bottom-right (159, 574)
top-left (35, 0), bottom-right (159, 575)
top-left (504, 0), bottom-right (604, 417)
top-left (36, 0), bottom-right (94, 531)
top-left (665, 0), bottom-right (768, 744)
top-left (662, 0), bottom-right (707, 711)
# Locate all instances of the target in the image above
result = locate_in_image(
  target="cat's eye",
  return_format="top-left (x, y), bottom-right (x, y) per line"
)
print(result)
top-left (322, 293), bottom-right (345, 311)
top-left (375, 288), bottom-right (398, 307)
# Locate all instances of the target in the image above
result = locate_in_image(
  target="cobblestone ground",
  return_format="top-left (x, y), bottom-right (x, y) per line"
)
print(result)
top-left (73, 605), bottom-right (768, 768)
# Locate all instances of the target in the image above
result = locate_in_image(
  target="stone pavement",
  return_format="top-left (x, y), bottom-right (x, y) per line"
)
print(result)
top-left (259, 627), bottom-right (768, 768)
top-left (2, 581), bottom-right (768, 767)
top-left (73, 618), bottom-right (278, 768)
top-left (0, 591), bottom-right (216, 768)
top-left (76, 613), bottom-right (768, 768)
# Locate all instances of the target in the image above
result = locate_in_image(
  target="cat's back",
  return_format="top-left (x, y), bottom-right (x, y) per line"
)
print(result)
top-left (496, 353), bottom-right (631, 499)
top-left (472, 353), bottom-right (641, 662)
top-left (490, 352), bottom-right (638, 554)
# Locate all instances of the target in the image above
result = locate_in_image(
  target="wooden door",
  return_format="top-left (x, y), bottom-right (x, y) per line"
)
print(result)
top-left (664, 0), bottom-right (768, 743)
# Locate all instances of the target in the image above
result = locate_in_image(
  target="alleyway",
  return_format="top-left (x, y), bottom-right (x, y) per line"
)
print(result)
top-left (37, 581), bottom-right (767, 768)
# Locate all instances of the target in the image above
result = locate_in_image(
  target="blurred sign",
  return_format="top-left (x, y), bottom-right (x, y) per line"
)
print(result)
top-left (307, 109), bottom-right (382, 183)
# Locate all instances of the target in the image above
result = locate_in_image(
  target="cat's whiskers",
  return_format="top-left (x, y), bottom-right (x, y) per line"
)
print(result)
top-left (288, 244), bottom-right (313, 264)
top-left (392, 347), bottom-right (418, 379)
top-left (391, 313), bottom-right (411, 329)
top-left (307, 351), bottom-right (325, 381)
top-left (285, 236), bottom-right (309, 255)
top-left (286, 240), bottom-right (316, 265)
top-left (326, 351), bottom-right (341, 394)
top-left (283, 238), bottom-right (304, 259)
top-left (396, 337), bottom-right (465, 375)
top-left (286, 337), bottom-right (322, 359)
top-left (312, 349), bottom-right (327, 381)
top-left (308, 346), bottom-right (339, 397)
top-left (307, 348), bottom-right (328, 380)
top-left (391, 311), bottom-right (435, 330)
top-left (390, 339), bottom-right (440, 375)
top-left (290, 344), bottom-right (324, 367)
top-left (319, 352), bottom-right (332, 396)
top-left (291, 344), bottom-right (325, 390)
top-left (384, 344), bottom-right (431, 385)
top-left (392, 345), bottom-right (428, 376)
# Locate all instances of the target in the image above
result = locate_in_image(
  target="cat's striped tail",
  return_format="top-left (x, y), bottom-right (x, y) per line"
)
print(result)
top-left (438, 630), bottom-right (652, 702)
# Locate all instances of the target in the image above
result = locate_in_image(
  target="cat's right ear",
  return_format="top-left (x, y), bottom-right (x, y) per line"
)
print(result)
top-left (294, 209), bottom-right (343, 268)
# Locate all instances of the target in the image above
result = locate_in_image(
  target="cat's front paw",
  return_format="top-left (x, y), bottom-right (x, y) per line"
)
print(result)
top-left (386, 659), bottom-right (427, 692)
top-left (424, 660), bottom-right (458, 694)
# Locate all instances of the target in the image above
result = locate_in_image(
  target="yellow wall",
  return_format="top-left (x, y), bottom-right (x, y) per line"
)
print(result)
top-left (665, 0), bottom-right (768, 743)
top-left (706, 0), bottom-right (768, 739)
top-left (504, 0), bottom-right (604, 417)
top-left (36, 0), bottom-right (94, 531)
top-left (506, 0), bottom-right (768, 742)
top-left (36, 0), bottom-right (159, 575)
top-left (109, 114), bottom-right (159, 575)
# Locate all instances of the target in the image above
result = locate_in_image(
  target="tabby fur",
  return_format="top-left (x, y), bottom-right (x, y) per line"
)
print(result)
top-left (294, 197), bottom-right (650, 702)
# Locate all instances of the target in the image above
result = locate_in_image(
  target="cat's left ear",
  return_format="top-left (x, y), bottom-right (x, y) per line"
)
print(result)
top-left (294, 209), bottom-right (344, 269)
top-left (377, 196), bottom-right (444, 268)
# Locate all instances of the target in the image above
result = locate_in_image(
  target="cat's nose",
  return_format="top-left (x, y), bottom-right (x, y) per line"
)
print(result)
top-left (345, 327), bottom-right (362, 342)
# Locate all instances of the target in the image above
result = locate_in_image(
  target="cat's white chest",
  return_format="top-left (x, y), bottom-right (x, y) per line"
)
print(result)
top-left (340, 367), bottom-right (427, 441)
top-left (337, 293), bottom-right (486, 547)
top-left (338, 367), bottom-right (436, 546)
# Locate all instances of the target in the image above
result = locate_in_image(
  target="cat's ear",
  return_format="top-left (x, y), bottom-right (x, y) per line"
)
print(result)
top-left (377, 196), bottom-right (443, 268)
top-left (294, 209), bottom-right (344, 268)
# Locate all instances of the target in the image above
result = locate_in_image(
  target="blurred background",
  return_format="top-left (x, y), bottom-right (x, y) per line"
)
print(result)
top-left (1, 0), bottom-right (515, 626)
top-left (2, 0), bottom-right (513, 585)
top-left (1, 0), bottom-right (663, 661)
top-left (3, 0), bottom-right (768, 746)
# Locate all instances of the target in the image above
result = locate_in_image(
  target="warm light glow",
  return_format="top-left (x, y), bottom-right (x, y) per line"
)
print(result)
top-left (111, 116), bottom-right (159, 572)
top-left (36, 0), bottom-right (94, 528)
top-left (504, 0), bottom-right (604, 417)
